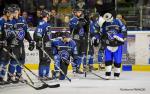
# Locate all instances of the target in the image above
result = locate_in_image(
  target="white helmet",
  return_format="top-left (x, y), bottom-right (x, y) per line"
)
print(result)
top-left (103, 13), bottom-right (113, 22)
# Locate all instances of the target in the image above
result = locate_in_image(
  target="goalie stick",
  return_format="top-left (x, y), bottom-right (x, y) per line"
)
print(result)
top-left (3, 48), bottom-right (60, 90)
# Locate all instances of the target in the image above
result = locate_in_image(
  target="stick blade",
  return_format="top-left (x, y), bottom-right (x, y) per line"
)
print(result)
top-left (35, 84), bottom-right (49, 90)
top-left (48, 84), bottom-right (60, 88)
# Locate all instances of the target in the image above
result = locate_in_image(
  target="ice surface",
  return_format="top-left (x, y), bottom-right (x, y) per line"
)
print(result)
top-left (0, 71), bottom-right (150, 94)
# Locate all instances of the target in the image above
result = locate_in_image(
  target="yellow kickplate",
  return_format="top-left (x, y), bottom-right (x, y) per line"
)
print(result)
top-left (132, 65), bottom-right (150, 71)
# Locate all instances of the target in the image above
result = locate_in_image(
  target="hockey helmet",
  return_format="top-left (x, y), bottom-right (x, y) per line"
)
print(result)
top-left (73, 8), bottom-right (83, 16)
top-left (40, 9), bottom-right (50, 18)
top-left (103, 13), bottom-right (113, 22)
top-left (3, 7), bottom-right (14, 15)
top-left (10, 4), bottom-right (20, 12)
top-left (62, 31), bottom-right (71, 38)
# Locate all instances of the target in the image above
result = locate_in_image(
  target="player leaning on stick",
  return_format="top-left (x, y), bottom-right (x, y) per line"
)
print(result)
top-left (34, 9), bottom-right (53, 80)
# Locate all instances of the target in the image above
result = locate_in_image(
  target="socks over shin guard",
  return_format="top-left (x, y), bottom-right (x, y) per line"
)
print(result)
top-left (105, 65), bottom-right (112, 76)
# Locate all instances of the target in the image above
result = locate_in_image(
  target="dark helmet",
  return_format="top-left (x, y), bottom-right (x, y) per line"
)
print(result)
top-left (74, 8), bottom-right (83, 13)
top-left (61, 31), bottom-right (71, 38)
top-left (90, 13), bottom-right (99, 21)
top-left (3, 6), bottom-right (14, 15)
top-left (10, 4), bottom-right (20, 12)
top-left (40, 9), bottom-right (50, 18)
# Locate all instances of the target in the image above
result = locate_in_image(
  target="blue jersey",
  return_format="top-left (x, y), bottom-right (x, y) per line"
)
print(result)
top-left (0, 17), bottom-right (6, 40)
top-left (34, 20), bottom-right (52, 43)
top-left (0, 17), bottom-right (5, 30)
top-left (12, 16), bottom-right (33, 45)
top-left (0, 17), bottom-right (15, 41)
top-left (52, 39), bottom-right (78, 60)
top-left (90, 20), bottom-right (101, 39)
top-left (69, 16), bottom-right (86, 39)
top-left (101, 19), bottom-right (127, 46)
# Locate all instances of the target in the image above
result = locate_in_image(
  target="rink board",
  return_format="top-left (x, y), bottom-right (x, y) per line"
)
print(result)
top-left (24, 30), bottom-right (150, 71)
top-left (25, 63), bottom-right (150, 71)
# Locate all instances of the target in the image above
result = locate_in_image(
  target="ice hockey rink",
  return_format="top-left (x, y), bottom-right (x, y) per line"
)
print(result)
top-left (0, 71), bottom-right (150, 94)
top-left (0, 31), bottom-right (150, 94)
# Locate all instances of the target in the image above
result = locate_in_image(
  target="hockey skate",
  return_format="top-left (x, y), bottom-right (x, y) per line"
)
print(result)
top-left (105, 76), bottom-right (111, 80)
top-left (99, 64), bottom-right (105, 70)
top-left (38, 76), bottom-right (53, 81)
top-left (89, 65), bottom-right (98, 72)
top-left (0, 77), bottom-right (9, 85)
top-left (15, 73), bottom-right (27, 83)
top-left (7, 73), bottom-right (19, 84)
top-left (76, 67), bottom-right (84, 74)
top-left (114, 76), bottom-right (119, 80)
top-left (52, 70), bottom-right (60, 79)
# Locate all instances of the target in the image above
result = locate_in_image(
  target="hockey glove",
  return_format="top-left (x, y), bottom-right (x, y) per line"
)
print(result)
top-left (36, 41), bottom-right (42, 50)
top-left (77, 18), bottom-right (87, 28)
top-left (92, 37), bottom-right (99, 47)
top-left (28, 41), bottom-right (35, 51)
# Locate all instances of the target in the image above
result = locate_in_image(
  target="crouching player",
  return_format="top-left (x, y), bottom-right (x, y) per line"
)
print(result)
top-left (52, 31), bottom-right (78, 80)
top-left (100, 13), bottom-right (127, 79)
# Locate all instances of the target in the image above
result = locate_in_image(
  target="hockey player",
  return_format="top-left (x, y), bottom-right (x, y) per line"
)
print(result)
top-left (79, 13), bottom-right (99, 72)
top-left (34, 9), bottom-right (52, 80)
top-left (7, 5), bottom-right (35, 83)
top-left (0, 7), bottom-right (15, 85)
top-left (90, 13), bottom-right (105, 70)
top-left (52, 31), bottom-right (78, 80)
top-left (69, 8), bottom-right (88, 74)
top-left (100, 13), bottom-right (127, 79)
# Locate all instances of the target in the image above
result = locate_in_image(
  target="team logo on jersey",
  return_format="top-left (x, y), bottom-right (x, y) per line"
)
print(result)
top-left (79, 28), bottom-right (84, 36)
top-left (4, 24), bottom-right (13, 30)
top-left (107, 30), bottom-right (117, 41)
top-left (59, 50), bottom-right (70, 60)
top-left (17, 30), bottom-right (25, 40)
top-left (6, 30), bottom-right (13, 37)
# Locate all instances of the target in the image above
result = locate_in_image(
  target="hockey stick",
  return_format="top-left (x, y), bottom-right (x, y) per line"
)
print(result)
top-left (84, 24), bottom-right (91, 77)
top-left (88, 71), bottom-right (108, 80)
top-left (23, 80), bottom-right (48, 90)
top-left (76, 65), bottom-right (107, 80)
top-left (3, 48), bottom-right (60, 89)
top-left (65, 57), bottom-right (107, 80)
top-left (23, 69), bottom-right (34, 85)
top-left (40, 48), bottom-right (71, 82)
